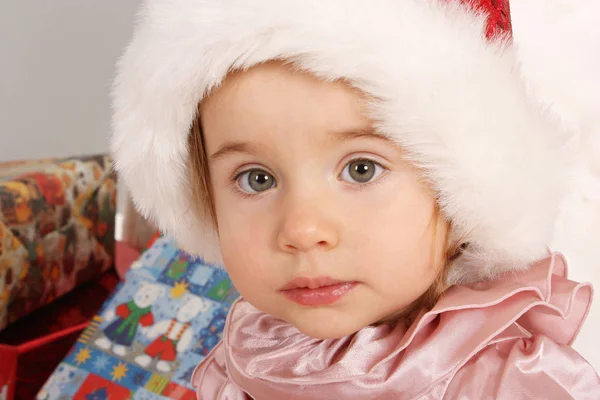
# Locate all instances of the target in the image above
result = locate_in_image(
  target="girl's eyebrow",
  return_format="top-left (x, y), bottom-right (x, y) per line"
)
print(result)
top-left (209, 141), bottom-right (259, 163)
top-left (330, 128), bottom-right (392, 144)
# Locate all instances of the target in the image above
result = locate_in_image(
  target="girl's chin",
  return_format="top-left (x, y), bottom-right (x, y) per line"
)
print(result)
top-left (297, 325), bottom-right (358, 340)
top-left (285, 312), bottom-right (370, 340)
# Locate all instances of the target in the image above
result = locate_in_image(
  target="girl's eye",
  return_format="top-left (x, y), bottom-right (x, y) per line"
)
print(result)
top-left (237, 169), bottom-right (276, 194)
top-left (340, 159), bottom-right (384, 184)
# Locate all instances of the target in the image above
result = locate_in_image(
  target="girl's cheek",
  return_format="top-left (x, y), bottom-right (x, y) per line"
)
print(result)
top-left (221, 216), bottom-right (269, 259)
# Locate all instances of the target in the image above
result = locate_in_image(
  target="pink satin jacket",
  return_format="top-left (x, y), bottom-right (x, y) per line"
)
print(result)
top-left (192, 253), bottom-right (600, 399)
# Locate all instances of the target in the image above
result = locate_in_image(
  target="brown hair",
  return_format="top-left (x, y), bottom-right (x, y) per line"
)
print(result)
top-left (188, 112), bottom-right (217, 228)
top-left (188, 110), bottom-right (461, 324)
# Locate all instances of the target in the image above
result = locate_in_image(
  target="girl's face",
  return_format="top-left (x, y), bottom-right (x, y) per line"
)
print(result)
top-left (201, 63), bottom-right (446, 339)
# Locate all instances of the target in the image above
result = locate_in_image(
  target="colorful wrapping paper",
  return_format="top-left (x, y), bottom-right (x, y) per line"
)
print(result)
top-left (37, 236), bottom-right (238, 399)
top-left (0, 154), bottom-right (117, 331)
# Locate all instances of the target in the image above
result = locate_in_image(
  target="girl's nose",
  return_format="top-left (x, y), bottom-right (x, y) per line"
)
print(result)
top-left (276, 197), bottom-right (339, 253)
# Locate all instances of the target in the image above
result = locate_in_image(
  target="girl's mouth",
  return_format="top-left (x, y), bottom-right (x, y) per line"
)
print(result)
top-left (280, 277), bottom-right (358, 306)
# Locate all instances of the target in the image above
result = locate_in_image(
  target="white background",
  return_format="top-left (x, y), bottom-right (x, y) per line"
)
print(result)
top-left (0, 1), bottom-right (139, 162)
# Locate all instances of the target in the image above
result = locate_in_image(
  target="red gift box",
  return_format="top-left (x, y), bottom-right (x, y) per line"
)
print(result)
top-left (0, 323), bottom-right (87, 400)
top-left (0, 270), bottom-right (119, 400)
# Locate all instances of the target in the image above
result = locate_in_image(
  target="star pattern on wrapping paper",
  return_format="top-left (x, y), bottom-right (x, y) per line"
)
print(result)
top-left (92, 354), bottom-right (110, 372)
top-left (171, 280), bottom-right (190, 299)
top-left (75, 347), bottom-right (92, 365)
top-left (110, 362), bottom-right (128, 382)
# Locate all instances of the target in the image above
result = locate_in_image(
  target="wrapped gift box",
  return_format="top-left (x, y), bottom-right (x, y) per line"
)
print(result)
top-left (0, 155), bottom-right (119, 399)
top-left (0, 154), bottom-right (117, 331)
top-left (37, 236), bottom-right (238, 399)
top-left (0, 269), bottom-right (119, 400)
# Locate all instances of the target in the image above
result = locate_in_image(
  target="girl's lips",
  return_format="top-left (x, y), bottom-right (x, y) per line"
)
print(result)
top-left (281, 282), bottom-right (358, 306)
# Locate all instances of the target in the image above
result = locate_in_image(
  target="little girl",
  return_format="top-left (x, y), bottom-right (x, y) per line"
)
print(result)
top-left (111, 0), bottom-right (600, 398)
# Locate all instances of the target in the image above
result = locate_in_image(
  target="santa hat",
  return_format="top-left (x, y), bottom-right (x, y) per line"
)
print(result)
top-left (111, 0), bottom-right (580, 284)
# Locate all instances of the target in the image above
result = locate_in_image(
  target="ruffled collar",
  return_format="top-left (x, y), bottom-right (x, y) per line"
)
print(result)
top-left (216, 253), bottom-right (593, 399)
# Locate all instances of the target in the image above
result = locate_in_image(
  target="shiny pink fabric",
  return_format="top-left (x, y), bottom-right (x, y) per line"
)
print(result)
top-left (192, 253), bottom-right (600, 399)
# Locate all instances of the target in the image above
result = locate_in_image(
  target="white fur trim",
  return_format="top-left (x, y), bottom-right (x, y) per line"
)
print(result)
top-left (111, 0), bottom-right (566, 282)
top-left (512, 0), bottom-right (600, 272)
top-left (511, 0), bottom-right (600, 370)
